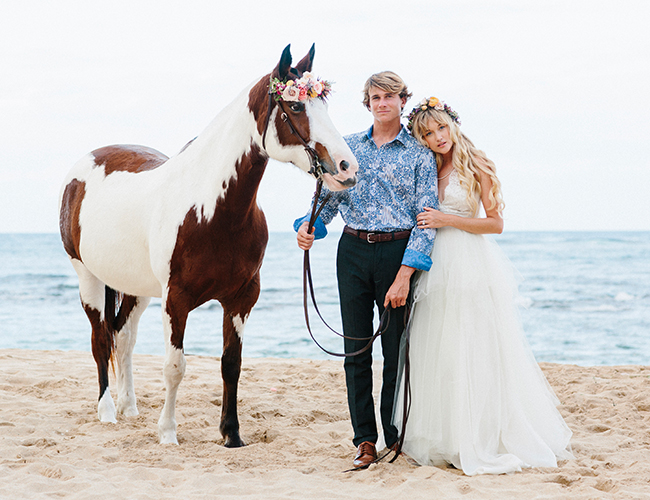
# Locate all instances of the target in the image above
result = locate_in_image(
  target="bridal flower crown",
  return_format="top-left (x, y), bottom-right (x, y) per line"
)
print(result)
top-left (407, 97), bottom-right (461, 130)
top-left (269, 72), bottom-right (332, 102)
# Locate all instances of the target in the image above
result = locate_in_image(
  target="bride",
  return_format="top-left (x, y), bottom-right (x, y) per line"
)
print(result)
top-left (392, 97), bottom-right (573, 475)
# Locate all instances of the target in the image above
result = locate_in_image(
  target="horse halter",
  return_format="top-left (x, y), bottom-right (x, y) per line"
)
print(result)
top-left (261, 89), bottom-right (328, 180)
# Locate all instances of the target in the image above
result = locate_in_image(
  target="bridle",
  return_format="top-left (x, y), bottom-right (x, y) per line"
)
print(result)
top-left (262, 80), bottom-right (410, 466)
top-left (262, 89), bottom-right (327, 180)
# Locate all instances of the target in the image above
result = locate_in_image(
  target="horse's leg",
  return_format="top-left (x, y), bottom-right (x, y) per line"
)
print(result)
top-left (114, 295), bottom-right (150, 417)
top-left (71, 260), bottom-right (117, 423)
top-left (220, 274), bottom-right (261, 448)
top-left (157, 288), bottom-right (189, 444)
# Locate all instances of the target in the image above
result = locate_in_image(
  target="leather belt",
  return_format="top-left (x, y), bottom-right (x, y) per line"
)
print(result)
top-left (343, 226), bottom-right (411, 244)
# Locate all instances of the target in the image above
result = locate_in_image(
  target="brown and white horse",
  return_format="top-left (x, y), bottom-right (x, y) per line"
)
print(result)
top-left (58, 44), bottom-right (357, 446)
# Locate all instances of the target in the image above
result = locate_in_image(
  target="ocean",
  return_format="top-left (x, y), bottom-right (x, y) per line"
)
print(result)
top-left (0, 232), bottom-right (648, 366)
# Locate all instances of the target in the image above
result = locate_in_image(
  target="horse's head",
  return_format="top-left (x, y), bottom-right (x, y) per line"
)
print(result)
top-left (251, 44), bottom-right (358, 192)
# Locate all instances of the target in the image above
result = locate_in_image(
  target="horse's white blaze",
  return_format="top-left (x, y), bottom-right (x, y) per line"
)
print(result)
top-left (307, 99), bottom-right (355, 161)
top-left (307, 99), bottom-right (359, 190)
top-left (254, 98), bottom-right (358, 192)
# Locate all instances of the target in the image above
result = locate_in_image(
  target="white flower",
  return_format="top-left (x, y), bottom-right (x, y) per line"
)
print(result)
top-left (282, 85), bottom-right (300, 101)
top-left (295, 76), bottom-right (308, 88)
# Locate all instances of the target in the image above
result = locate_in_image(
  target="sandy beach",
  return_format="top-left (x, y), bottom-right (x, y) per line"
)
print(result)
top-left (0, 349), bottom-right (649, 499)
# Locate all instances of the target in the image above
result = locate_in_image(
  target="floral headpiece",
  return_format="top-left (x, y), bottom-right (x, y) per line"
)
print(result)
top-left (406, 97), bottom-right (461, 131)
top-left (269, 72), bottom-right (332, 102)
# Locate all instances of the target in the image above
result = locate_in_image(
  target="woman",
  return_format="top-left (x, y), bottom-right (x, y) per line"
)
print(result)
top-left (392, 97), bottom-right (573, 475)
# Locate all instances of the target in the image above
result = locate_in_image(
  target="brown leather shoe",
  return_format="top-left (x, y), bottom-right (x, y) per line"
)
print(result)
top-left (353, 441), bottom-right (377, 469)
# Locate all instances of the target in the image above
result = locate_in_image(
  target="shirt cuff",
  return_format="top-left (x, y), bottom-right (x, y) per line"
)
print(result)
top-left (401, 249), bottom-right (432, 271)
top-left (293, 215), bottom-right (328, 239)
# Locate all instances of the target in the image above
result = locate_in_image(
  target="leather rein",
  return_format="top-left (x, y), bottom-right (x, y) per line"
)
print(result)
top-left (262, 89), bottom-right (392, 357)
top-left (262, 85), bottom-right (409, 465)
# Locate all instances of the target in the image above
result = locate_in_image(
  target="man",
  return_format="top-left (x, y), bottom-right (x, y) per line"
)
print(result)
top-left (295, 71), bottom-right (438, 469)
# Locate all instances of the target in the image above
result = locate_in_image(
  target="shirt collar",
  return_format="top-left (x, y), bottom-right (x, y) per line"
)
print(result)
top-left (364, 125), bottom-right (411, 147)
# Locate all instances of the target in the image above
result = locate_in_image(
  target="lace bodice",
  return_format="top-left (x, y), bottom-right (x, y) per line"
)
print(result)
top-left (440, 169), bottom-right (479, 218)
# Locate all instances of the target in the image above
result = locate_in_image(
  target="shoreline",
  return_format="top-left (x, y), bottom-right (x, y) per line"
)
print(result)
top-left (1, 349), bottom-right (649, 499)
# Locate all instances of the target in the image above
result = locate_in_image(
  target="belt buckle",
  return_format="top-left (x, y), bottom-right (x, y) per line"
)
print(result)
top-left (366, 232), bottom-right (377, 243)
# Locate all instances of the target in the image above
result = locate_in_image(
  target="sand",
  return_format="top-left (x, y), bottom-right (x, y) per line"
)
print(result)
top-left (0, 349), bottom-right (649, 499)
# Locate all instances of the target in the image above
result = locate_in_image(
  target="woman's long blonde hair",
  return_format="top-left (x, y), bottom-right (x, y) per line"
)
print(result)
top-left (410, 106), bottom-right (505, 216)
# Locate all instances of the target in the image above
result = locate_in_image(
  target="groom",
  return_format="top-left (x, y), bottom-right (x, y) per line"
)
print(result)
top-left (295, 71), bottom-right (438, 468)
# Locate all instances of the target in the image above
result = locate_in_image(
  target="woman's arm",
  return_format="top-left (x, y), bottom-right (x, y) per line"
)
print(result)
top-left (417, 168), bottom-right (503, 235)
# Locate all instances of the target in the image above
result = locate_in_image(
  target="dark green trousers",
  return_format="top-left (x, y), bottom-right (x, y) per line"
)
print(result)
top-left (337, 232), bottom-right (408, 448)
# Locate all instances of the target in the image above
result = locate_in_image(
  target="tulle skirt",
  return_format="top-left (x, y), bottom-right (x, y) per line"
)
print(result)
top-left (393, 227), bottom-right (573, 475)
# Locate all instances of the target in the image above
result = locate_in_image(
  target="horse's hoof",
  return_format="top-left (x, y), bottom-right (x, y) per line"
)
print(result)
top-left (118, 404), bottom-right (139, 417)
top-left (224, 435), bottom-right (246, 448)
top-left (99, 414), bottom-right (118, 424)
top-left (159, 431), bottom-right (179, 445)
top-left (158, 415), bottom-right (178, 444)
top-left (123, 408), bottom-right (139, 417)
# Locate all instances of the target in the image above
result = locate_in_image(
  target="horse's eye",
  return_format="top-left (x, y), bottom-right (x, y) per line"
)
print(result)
top-left (289, 102), bottom-right (304, 113)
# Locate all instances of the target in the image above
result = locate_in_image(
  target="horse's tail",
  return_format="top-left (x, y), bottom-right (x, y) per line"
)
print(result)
top-left (103, 286), bottom-right (118, 374)
top-left (92, 285), bottom-right (118, 402)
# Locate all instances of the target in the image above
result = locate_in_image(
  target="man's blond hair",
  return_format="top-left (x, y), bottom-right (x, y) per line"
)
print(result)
top-left (362, 71), bottom-right (413, 109)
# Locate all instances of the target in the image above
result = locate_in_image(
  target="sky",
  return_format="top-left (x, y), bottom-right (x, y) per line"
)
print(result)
top-left (1, 0), bottom-right (649, 233)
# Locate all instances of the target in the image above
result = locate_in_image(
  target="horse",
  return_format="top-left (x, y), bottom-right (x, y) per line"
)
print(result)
top-left (58, 44), bottom-right (358, 447)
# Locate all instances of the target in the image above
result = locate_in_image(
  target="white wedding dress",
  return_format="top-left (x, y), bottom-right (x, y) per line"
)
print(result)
top-left (393, 169), bottom-right (573, 475)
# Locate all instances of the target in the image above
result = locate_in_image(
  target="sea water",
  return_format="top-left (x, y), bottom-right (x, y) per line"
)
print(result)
top-left (0, 232), bottom-right (648, 366)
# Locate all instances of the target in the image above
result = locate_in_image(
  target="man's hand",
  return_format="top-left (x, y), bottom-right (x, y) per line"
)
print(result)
top-left (384, 265), bottom-right (416, 308)
top-left (297, 221), bottom-right (315, 251)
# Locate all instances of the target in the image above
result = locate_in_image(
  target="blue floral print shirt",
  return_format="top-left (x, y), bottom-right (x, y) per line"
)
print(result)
top-left (294, 125), bottom-right (438, 271)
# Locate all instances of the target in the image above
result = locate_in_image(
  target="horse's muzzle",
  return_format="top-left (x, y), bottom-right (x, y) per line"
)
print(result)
top-left (335, 176), bottom-right (358, 188)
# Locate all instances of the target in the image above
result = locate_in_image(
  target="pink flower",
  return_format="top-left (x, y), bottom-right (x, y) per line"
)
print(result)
top-left (298, 88), bottom-right (308, 101)
top-left (282, 85), bottom-right (300, 101)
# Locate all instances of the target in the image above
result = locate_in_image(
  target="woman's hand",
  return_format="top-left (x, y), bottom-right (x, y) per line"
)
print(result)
top-left (416, 207), bottom-right (448, 229)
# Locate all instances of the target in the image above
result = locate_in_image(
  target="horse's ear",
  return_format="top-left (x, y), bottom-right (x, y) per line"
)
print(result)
top-left (272, 44), bottom-right (293, 80)
top-left (295, 43), bottom-right (315, 74)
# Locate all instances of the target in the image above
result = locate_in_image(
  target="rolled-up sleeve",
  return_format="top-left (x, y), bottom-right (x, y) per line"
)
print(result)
top-left (401, 150), bottom-right (438, 271)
